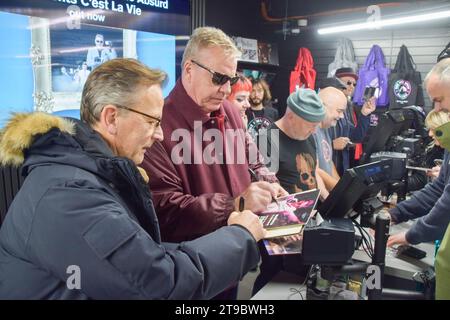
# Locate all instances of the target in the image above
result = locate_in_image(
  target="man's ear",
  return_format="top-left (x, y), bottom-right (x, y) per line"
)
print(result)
top-left (183, 60), bottom-right (193, 82)
top-left (100, 104), bottom-right (119, 135)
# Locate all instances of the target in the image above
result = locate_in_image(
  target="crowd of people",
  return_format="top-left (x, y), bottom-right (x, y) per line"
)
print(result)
top-left (0, 26), bottom-right (449, 300)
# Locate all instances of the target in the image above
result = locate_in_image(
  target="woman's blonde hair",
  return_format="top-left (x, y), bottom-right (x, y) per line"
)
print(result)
top-left (425, 109), bottom-right (450, 130)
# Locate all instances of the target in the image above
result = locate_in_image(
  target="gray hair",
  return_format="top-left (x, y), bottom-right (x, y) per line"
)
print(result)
top-left (80, 58), bottom-right (166, 126)
top-left (181, 26), bottom-right (241, 67)
top-left (424, 58), bottom-right (450, 86)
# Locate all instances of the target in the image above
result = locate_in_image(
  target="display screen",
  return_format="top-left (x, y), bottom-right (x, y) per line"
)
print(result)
top-left (0, 0), bottom-right (190, 126)
top-left (364, 165), bottom-right (382, 178)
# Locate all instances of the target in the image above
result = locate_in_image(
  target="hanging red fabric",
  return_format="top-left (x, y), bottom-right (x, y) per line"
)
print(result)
top-left (289, 47), bottom-right (316, 93)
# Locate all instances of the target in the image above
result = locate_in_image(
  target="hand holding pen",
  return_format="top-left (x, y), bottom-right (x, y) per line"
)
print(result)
top-left (233, 168), bottom-right (277, 212)
top-left (247, 168), bottom-right (279, 206)
top-left (248, 168), bottom-right (288, 198)
top-left (242, 168), bottom-right (288, 211)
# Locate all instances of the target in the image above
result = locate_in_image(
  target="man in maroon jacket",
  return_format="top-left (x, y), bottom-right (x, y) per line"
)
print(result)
top-left (142, 27), bottom-right (287, 246)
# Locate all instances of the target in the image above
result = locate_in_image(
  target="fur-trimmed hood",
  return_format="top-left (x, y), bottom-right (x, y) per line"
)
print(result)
top-left (0, 112), bottom-right (150, 184)
top-left (0, 112), bottom-right (75, 167)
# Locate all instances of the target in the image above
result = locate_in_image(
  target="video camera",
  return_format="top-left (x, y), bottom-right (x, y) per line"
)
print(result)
top-left (360, 106), bottom-right (428, 201)
top-left (361, 106), bottom-right (427, 165)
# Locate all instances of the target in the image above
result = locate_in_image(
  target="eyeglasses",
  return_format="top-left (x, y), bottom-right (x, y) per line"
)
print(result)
top-left (346, 81), bottom-right (357, 87)
top-left (115, 104), bottom-right (161, 128)
top-left (301, 173), bottom-right (311, 181)
top-left (191, 60), bottom-right (239, 86)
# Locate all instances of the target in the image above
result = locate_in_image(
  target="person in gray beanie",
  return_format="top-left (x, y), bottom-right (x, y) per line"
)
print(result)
top-left (285, 88), bottom-right (326, 125)
top-left (253, 88), bottom-right (328, 295)
top-left (260, 88), bottom-right (327, 193)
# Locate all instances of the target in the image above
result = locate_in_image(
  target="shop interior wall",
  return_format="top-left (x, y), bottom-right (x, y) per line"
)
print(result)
top-left (276, 25), bottom-right (450, 115)
top-left (205, 0), bottom-right (450, 115)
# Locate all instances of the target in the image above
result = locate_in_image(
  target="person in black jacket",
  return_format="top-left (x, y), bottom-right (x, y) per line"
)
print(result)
top-left (0, 58), bottom-right (265, 299)
top-left (329, 67), bottom-right (376, 174)
top-left (388, 58), bottom-right (450, 247)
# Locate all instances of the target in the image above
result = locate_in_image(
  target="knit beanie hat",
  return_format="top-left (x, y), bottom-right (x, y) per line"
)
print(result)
top-left (287, 88), bottom-right (325, 123)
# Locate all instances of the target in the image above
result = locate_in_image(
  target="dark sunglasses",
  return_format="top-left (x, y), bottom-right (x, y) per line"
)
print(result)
top-left (346, 81), bottom-right (357, 87)
top-left (115, 104), bottom-right (161, 128)
top-left (301, 173), bottom-right (311, 180)
top-left (191, 60), bottom-right (239, 86)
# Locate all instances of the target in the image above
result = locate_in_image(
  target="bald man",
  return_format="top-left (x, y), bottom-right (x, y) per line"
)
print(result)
top-left (313, 87), bottom-right (348, 192)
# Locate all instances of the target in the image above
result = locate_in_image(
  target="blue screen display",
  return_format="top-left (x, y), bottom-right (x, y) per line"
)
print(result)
top-left (364, 166), bottom-right (382, 177)
top-left (0, 0), bottom-right (189, 126)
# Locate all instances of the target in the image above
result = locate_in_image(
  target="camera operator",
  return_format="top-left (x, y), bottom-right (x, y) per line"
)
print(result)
top-left (387, 58), bottom-right (450, 248)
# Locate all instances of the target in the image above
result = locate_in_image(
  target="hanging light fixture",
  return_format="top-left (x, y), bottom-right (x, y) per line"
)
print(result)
top-left (318, 10), bottom-right (450, 35)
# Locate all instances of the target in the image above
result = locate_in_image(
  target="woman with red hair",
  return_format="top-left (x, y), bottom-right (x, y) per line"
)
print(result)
top-left (228, 74), bottom-right (286, 186)
top-left (227, 75), bottom-right (253, 127)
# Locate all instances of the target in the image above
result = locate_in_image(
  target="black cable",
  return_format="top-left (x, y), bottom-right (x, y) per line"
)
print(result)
top-left (303, 264), bottom-right (315, 286)
top-left (360, 226), bottom-right (374, 257)
top-left (363, 235), bottom-right (374, 258)
top-left (352, 219), bottom-right (374, 259)
top-left (288, 264), bottom-right (315, 300)
top-left (288, 287), bottom-right (304, 300)
top-left (360, 231), bottom-right (373, 258)
top-left (355, 219), bottom-right (374, 257)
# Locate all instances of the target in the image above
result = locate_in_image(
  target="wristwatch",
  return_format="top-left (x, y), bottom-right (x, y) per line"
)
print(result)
top-left (239, 196), bottom-right (245, 211)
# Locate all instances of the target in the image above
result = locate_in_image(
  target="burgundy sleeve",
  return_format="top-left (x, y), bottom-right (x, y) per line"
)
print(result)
top-left (142, 142), bottom-right (235, 242)
top-left (246, 132), bottom-right (279, 184)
